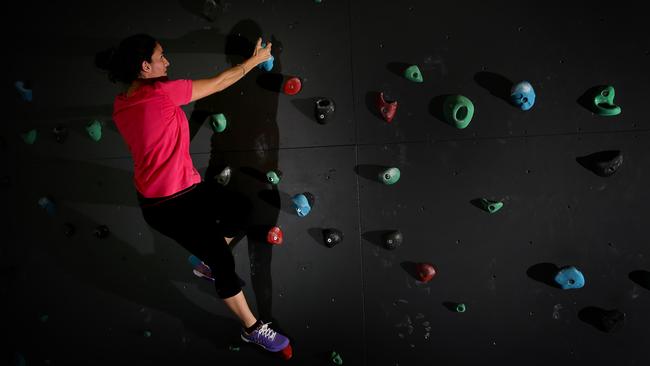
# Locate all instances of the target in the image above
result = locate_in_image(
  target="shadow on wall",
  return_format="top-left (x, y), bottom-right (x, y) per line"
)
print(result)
top-left (187, 19), bottom-right (283, 323)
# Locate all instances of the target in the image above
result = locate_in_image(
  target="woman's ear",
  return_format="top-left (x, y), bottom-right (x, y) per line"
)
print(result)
top-left (141, 60), bottom-right (151, 73)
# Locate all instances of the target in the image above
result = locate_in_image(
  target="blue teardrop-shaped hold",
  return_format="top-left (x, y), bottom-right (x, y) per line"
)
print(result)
top-left (510, 81), bottom-right (536, 111)
top-left (258, 43), bottom-right (274, 71)
top-left (291, 193), bottom-right (311, 217)
top-left (554, 266), bottom-right (585, 289)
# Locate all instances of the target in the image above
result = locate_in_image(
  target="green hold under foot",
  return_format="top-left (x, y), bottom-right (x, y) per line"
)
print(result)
top-left (330, 351), bottom-right (343, 365)
top-left (266, 170), bottom-right (281, 184)
top-left (443, 95), bottom-right (474, 129)
top-left (210, 113), bottom-right (227, 132)
top-left (380, 167), bottom-right (400, 185)
top-left (86, 120), bottom-right (102, 142)
top-left (592, 85), bottom-right (621, 116)
top-left (21, 129), bottom-right (37, 144)
top-left (404, 65), bottom-right (423, 83)
top-left (480, 198), bottom-right (503, 214)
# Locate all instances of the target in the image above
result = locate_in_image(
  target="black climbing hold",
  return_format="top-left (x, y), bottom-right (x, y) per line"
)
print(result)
top-left (600, 309), bottom-right (625, 333)
top-left (576, 150), bottom-right (623, 177)
top-left (383, 230), bottom-right (403, 250)
top-left (94, 225), bottom-right (110, 239)
top-left (323, 228), bottom-right (344, 248)
top-left (315, 97), bottom-right (335, 124)
top-left (52, 124), bottom-right (68, 143)
top-left (63, 222), bottom-right (76, 237)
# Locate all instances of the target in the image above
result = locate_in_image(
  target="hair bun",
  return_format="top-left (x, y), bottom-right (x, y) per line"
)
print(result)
top-left (94, 46), bottom-right (117, 71)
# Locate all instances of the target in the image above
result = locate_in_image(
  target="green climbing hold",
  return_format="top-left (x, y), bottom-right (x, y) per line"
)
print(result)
top-left (266, 170), bottom-right (281, 184)
top-left (480, 199), bottom-right (503, 214)
top-left (330, 351), bottom-right (343, 365)
top-left (456, 303), bottom-right (466, 313)
top-left (404, 65), bottom-right (423, 83)
top-left (228, 345), bottom-right (240, 352)
top-left (443, 95), bottom-right (474, 129)
top-left (86, 120), bottom-right (102, 142)
top-left (210, 113), bottom-right (227, 132)
top-left (380, 167), bottom-right (400, 185)
top-left (21, 129), bottom-right (37, 144)
top-left (592, 85), bottom-right (621, 116)
top-left (143, 330), bottom-right (152, 337)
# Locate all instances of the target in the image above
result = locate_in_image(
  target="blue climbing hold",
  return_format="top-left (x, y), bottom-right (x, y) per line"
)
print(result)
top-left (38, 196), bottom-right (56, 216)
top-left (510, 81), bottom-right (535, 111)
top-left (188, 255), bottom-right (202, 267)
top-left (15, 81), bottom-right (32, 102)
top-left (258, 43), bottom-right (274, 71)
top-left (291, 193), bottom-right (311, 217)
top-left (554, 266), bottom-right (585, 289)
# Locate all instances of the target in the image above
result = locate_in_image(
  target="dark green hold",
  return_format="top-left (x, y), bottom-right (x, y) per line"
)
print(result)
top-left (591, 85), bottom-right (621, 116)
top-left (330, 351), bottom-right (343, 365)
top-left (21, 129), bottom-right (37, 145)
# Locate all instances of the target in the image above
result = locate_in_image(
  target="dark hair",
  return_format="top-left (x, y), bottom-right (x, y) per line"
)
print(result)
top-left (95, 34), bottom-right (157, 84)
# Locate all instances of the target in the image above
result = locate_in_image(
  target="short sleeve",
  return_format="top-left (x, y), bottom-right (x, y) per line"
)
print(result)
top-left (156, 79), bottom-right (193, 106)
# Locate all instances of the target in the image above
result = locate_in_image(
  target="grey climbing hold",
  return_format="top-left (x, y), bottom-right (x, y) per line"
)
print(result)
top-left (52, 124), bottom-right (68, 143)
top-left (215, 166), bottom-right (232, 186)
top-left (576, 150), bottom-right (623, 177)
top-left (323, 228), bottom-right (344, 248)
top-left (94, 225), bottom-right (111, 239)
top-left (315, 97), bottom-right (335, 124)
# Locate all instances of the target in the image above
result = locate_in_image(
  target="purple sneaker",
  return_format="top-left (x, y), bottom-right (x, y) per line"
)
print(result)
top-left (241, 322), bottom-right (289, 352)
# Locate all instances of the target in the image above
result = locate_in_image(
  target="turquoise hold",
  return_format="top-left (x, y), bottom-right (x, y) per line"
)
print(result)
top-left (510, 81), bottom-right (535, 111)
top-left (291, 193), bottom-right (311, 217)
top-left (258, 43), bottom-right (274, 71)
top-left (554, 266), bottom-right (585, 289)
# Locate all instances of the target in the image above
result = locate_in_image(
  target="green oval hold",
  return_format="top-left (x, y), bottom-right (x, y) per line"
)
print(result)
top-left (456, 303), bottom-right (466, 313)
top-left (210, 113), bottom-right (227, 132)
top-left (380, 167), bottom-right (400, 185)
top-left (443, 95), bottom-right (474, 129)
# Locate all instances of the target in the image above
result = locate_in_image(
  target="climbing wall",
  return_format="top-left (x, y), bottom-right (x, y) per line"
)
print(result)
top-left (4, 0), bottom-right (650, 365)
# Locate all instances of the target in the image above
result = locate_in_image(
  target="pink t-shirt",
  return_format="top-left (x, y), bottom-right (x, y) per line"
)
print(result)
top-left (113, 79), bottom-right (201, 198)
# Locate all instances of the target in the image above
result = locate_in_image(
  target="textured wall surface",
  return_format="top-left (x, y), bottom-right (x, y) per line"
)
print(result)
top-left (4, 1), bottom-right (649, 365)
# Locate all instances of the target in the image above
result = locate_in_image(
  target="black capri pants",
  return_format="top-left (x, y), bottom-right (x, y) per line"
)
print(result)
top-left (138, 180), bottom-right (252, 299)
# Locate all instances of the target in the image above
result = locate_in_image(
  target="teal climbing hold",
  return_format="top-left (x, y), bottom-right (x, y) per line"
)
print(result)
top-left (404, 65), bottom-right (423, 83)
top-left (380, 167), bottom-right (400, 185)
top-left (480, 198), bottom-right (503, 213)
top-left (15, 80), bottom-right (32, 102)
top-left (592, 85), bottom-right (621, 116)
top-left (38, 196), bottom-right (56, 216)
top-left (21, 129), bottom-right (37, 144)
top-left (143, 330), bottom-right (152, 337)
top-left (210, 113), bottom-right (227, 132)
top-left (330, 351), bottom-right (343, 365)
top-left (86, 120), bottom-right (102, 142)
top-left (443, 95), bottom-right (474, 129)
top-left (456, 303), bottom-right (466, 313)
top-left (266, 170), bottom-right (281, 184)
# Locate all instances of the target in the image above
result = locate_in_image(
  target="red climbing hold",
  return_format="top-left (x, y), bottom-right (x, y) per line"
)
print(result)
top-left (416, 262), bottom-right (436, 283)
top-left (267, 226), bottom-right (284, 245)
top-left (283, 77), bottom-right (302, 95)
top-left (377, 92), bottom-right (398, 123)
top-left (279, 343), bottom-right (293, 360)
